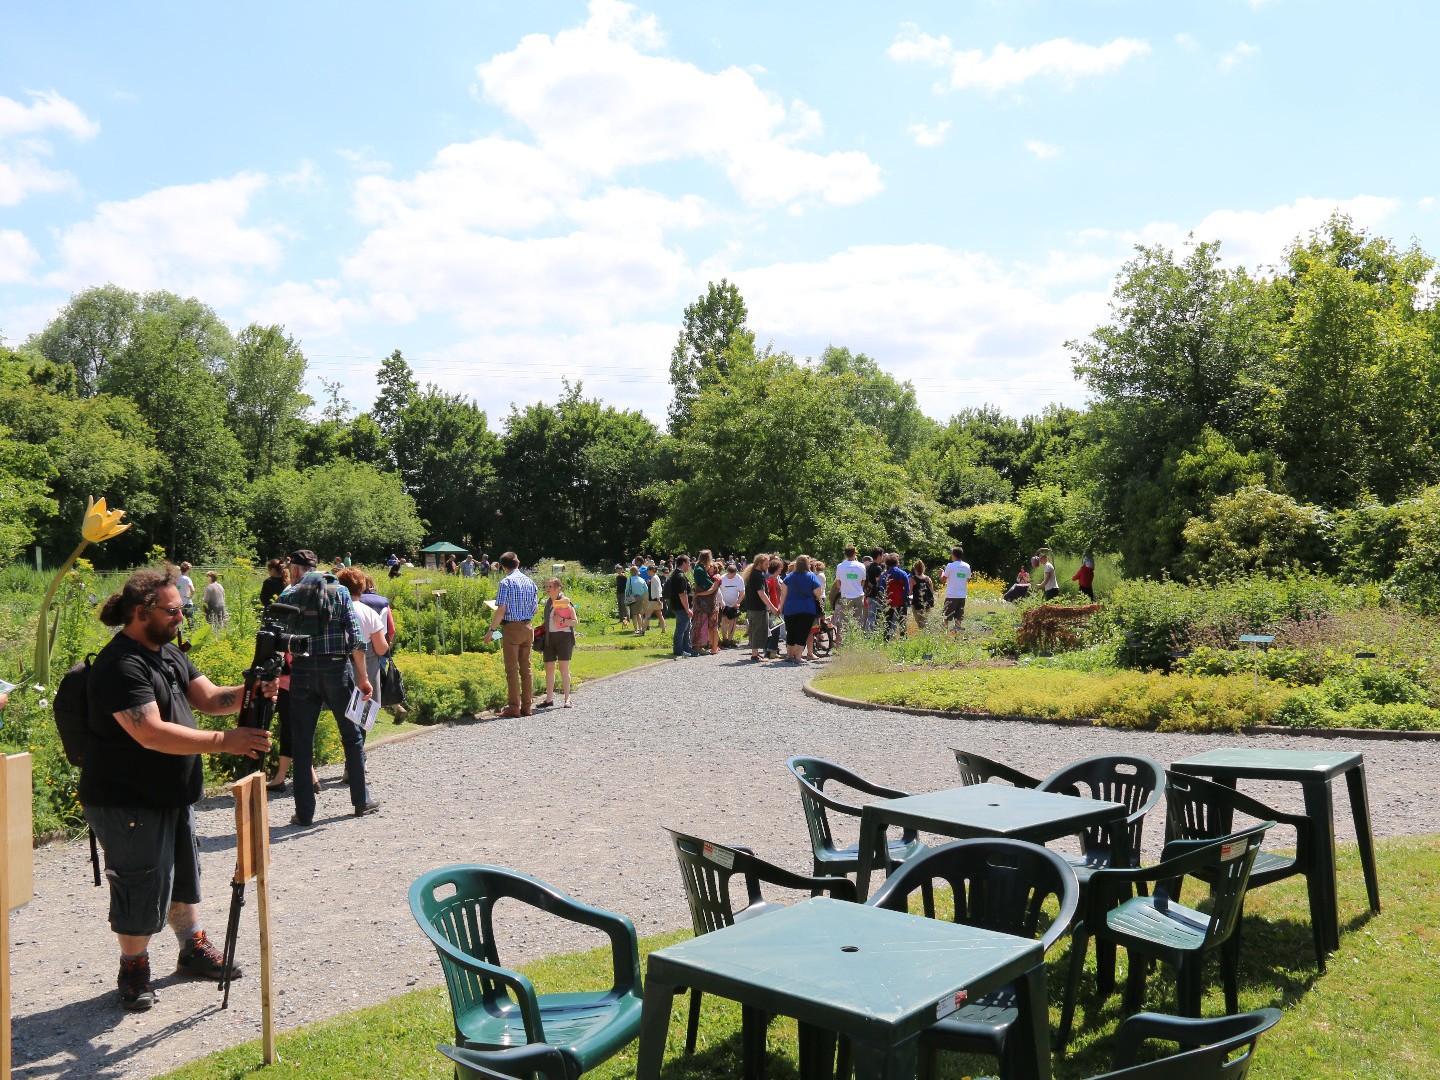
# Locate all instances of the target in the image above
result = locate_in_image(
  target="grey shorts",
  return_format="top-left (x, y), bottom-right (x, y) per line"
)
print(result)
top-left (84, 803), bottom-right (201, 937)
top-left (543, 630), bottom-right (576, 663)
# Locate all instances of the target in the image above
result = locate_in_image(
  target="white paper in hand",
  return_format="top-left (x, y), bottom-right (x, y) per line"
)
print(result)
top-left (346, 686), bottom-right (379, 732)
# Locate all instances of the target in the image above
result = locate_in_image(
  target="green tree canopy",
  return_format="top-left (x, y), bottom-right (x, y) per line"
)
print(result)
top-left (668, 279), bottom-right (756, 434)
top-left (223, 323), bottom-right (311, 479)
top-left (392, 386), bottom-right (500, 546)
top-left (247, 460), bottom-right (424, 562)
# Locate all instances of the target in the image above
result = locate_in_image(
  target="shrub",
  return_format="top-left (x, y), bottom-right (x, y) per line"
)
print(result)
top-left (392, 652), bottom-right (509, 724)
top-left (1016, 602), bottom-right (1100, 653)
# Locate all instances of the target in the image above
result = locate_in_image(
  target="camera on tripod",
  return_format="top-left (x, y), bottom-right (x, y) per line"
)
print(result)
top-left (236, 603), bottom-right (311, 731)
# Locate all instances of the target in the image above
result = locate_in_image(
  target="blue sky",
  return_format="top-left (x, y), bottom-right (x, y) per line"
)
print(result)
top-left (2, 1), bottom-right (1436, 423)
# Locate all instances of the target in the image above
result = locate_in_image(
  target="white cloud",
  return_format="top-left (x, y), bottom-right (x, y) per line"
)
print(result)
top-left (1083, 194), bottom-right (1401, 272)
top-left (0, 90), bottom-right (99, 206)
top-left (0, 229), bottom-right (39, 284)
top-left (1219, 40), bottom-right (1260, 72)
top-left (337, 146), bottom-right (391, 175)
top-left (1175, 33), bottom-right (1199, 51)
top-left (735, 244), bottom-right (1110, 415)
top-left (280, 159), bottom-right (323, 191)
top-left (476, 0), bottom-right (881, 210)
top-left (908, 121), bottom-right (951, 148)
top-left (1025, 139), bottom-right (1061, 159)
top-left (46, 173), bottom-right (283, 303)
top-left (0, 90), bottom-right (98, 141)
top-left (246, 280), bottom-right (369, 342)
top-left (889, 28), bottom-right (1150, 93)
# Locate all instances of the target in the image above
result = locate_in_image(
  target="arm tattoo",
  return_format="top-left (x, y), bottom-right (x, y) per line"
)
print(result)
top-left (119, 705), bottom-right (149, 730)
top-left (216, 689), bottom-right (237, 709)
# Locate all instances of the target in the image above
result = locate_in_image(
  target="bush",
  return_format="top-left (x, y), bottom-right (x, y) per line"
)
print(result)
top-left (392, 652), bottom-right (509, 724)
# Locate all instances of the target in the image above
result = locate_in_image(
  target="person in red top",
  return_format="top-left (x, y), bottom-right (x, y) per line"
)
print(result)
top-left (1073, 552), bottom-right (1096, 600)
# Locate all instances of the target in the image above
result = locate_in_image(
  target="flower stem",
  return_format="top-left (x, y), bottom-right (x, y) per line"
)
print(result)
top-left (33, 539), bottom-right (89, 687)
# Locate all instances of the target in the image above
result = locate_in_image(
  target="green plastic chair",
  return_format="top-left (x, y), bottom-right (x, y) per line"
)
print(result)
top-left (1092, 1009), bottom-right (1282, 1079)
top-left (952, 749), bottom-right (1042, 789)
top-left (867, 839), bottom-right (1078, 1080)
top-left (1057, 823), bottom-right (1274, 1052)
top-left (1037, 753), bottom-right (1167, 884)
top-left (1164, 771), bottom-right (1326, 969)
top-left (437, 1041), bottom-right (568, 1080)
top-left (785, 756), bottom-right (931, 914)
top-left (411, 865), bottom-right (643, 1080)
top-left (665, 828), bottom-right (856, 1075)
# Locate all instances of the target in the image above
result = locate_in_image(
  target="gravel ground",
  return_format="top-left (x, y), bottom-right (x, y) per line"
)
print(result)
top-left (9, 653), bottom-right (1440, 1079)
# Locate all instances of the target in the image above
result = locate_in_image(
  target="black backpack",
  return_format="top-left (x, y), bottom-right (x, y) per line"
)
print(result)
top-left (52, 654), bottom-right (97, 767)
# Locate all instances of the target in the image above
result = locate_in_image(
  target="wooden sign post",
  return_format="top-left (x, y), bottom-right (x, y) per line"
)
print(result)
top-left (229, 773), bottom-right (277, 1065)
top-left (1, 753), bottom-right (34, 1080)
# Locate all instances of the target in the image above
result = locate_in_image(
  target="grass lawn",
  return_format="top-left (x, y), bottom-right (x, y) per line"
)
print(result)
top-left (156, 836), bottom-right (1438, 1078)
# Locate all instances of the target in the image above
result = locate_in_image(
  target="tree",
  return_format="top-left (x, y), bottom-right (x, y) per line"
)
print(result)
top-left (1269, 216), bottom-right (1439, 507)
top-left (391, 387), bottom-right (500, 545)
top-left (652, 352), bottom-right (947, 557)
top-left (494, 383), bottom-right (662, 561)
top-left (817, 346), bottom-right (936, 460)
top-left (29, 284), bottom-right (139, 396)
top-left (371, 349), bottom-right (417, 446)
top-left (667, 279), bottom-right (756, 434)
top-left (1180, 487), bottom-right (1332, 581)
top-left (247, 460), bottom-right (424, 562)
top-left (223, 324), bottom-right (311, 479)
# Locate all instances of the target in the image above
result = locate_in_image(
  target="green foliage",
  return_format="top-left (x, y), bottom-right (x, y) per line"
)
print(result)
top-left (391, 651), bottom-right (510, 723)
top-left (668, 278), bottom-right (756, 435)
top-left (947, 501), bottom-right (1023, 577)
top-left (816, 345), bottom-right (937, 461)
top-left (247, 461), bottom-right (424, 563)
top-left (1180, 485), bottom-right (1333, 580)
top-left (223, 323), bottom-right (311, 479)
top-left (392, 386), bottom-right (500, 547)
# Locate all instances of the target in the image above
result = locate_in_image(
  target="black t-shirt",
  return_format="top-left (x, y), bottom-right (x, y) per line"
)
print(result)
top-left (80, 633), bottom-right (203, 809)
top-left (259, 575), bottom-right (285, 609)
top-left (864, 561), bottom-right (883, 597)
top-left (665, 571), bottom-right (691, 606)
top-left (742, 568), bottom-right (769, 611)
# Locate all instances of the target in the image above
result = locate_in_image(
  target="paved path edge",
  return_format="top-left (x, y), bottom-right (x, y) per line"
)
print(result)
top-left (803, 677), bottom-right (1440, 742)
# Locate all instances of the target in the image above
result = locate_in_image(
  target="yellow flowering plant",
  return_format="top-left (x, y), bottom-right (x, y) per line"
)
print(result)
top-left (33, 496), bottom-right (130, 687)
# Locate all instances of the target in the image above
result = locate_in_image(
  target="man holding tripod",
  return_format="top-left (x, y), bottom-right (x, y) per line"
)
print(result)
top-left (275, 549), bottom-right (377, 826)
top-left (82, 565), bottom-right (273, 1011)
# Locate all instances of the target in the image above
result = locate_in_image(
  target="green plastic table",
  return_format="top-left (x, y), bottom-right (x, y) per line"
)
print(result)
top-left (1170, 748), bottom-right (1380, 960)
top-left (853, 785), bottom-right (1129, 902)
top-left (635, 897), bottom-right (1048, 1080)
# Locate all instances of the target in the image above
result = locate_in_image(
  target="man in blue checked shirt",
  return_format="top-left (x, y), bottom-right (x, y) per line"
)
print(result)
top-left (487, 551), bottom-right (539, 717)
top-left (276, 549), bottom-right (378, 826)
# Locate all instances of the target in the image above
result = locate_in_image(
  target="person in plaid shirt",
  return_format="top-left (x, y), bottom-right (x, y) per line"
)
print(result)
top-left (276, 549), bottom-right (377, 826)
top-left (487, 551), bottom-right (539, 716)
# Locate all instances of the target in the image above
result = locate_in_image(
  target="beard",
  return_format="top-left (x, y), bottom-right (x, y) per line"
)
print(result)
top-left (142, 617), bottom-right (180, 648)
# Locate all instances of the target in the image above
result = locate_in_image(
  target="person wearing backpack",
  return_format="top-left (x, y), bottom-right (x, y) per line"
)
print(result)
top-left (275, 549), bottom-right (377, 827)
top-left (80, 565), bottom-right (273, 1011)
top-left (882, 553), bottom-right (911, 641)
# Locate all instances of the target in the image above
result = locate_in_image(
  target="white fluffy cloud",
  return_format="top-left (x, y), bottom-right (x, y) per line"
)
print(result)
top-left (908, 121), bottom-right (951, 147)
top-left (889, 27), bottom-right (1151, 93)
top-left (0, 229), bottom-right (39, 284)
top-left (1087, 194), bottom-right (1402, 271)
top-left (46, 173), bottom-right (283, 304)
top-left (1219, 41), bottom-right (1260, 72)
top-left (0, 90), bottom-right (99, 206)
top-left (477, 0), bottom-right (881, 210)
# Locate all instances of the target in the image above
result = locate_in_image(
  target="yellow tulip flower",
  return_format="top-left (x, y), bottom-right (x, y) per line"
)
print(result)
top-left (81, 495), bottom-right (130, 543)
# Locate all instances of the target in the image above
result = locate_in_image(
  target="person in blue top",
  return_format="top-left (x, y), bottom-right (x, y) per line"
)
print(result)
top-left (881, 553), bottom-right (911, 641)
top-left (778, 555), bottom-right (825, 664)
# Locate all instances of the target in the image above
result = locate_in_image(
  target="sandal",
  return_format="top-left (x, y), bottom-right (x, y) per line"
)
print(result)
top-left (537, 699), bottom-right (555, 708)
top-left (562, 698), bottom-right (572, 708)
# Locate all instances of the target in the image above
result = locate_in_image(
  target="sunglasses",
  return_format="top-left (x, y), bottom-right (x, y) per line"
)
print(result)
top-left (152, 603), bottom-right (184, 617)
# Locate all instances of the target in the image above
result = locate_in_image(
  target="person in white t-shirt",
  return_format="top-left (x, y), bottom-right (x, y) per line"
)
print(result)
top-left (716, 562), bottom-right (746, 647)
top-left (1039, 550), bottom-right (1059, 600)
top-left (940, 545), bottom-right (972, 627)
top-left (833, 545), bottom-right (867, 641)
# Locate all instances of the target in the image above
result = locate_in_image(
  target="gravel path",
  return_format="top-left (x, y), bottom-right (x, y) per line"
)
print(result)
top-left (10, 653), bottom-right (1440, 1079)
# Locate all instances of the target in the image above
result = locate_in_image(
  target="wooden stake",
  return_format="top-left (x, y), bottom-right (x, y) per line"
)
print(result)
top-left (230, 774), bottom-right (277, 1065)
top-left (2, 753), bottom-right (34, 1080)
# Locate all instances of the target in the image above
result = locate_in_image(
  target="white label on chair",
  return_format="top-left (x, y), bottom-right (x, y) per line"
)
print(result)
top-left (1220, 841), bottom-right (1243, 861)
top-left (936, 990), bottom-right (968, 1019)
top-left (702, 842), bottom-right (735, 869)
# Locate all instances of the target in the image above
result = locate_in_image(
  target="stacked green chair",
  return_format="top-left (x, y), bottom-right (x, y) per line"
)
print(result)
top-left (1165, 770), bottom-right (1326, 969)
top-left (867, 838), bottom-right (1078, 1080)
top-left (665, 827), bottom-right (856, 1075)
top-left (1089, 1009), bottom-right (1282, 1079)
top-left (1058, 822), bottom-right (1274, 1052)
top-left (411, 865), bottom-right (642, 1080)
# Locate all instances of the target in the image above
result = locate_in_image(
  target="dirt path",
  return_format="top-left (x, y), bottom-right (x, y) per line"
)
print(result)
top-left (9, 654), bottom-right (1440, 1078)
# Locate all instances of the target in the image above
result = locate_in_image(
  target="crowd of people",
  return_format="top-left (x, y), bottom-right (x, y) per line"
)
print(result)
top-left (608, 544), bottom-right (985, 662)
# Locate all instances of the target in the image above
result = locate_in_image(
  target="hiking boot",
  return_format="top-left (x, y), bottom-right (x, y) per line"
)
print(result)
top-left (354, 799), bottom-right (380, 817)
top-left (118, 954), bottom-right (155, 1011)
top-left (176, 930), bottom-right (241, 981)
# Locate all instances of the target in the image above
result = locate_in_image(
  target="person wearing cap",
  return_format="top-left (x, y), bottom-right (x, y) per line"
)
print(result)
top-left (275, 549), bottom-right (378, 825)
top-left (487, 551), bottom-right (540, 717)
top-left (716, 561), bottom-right (746, 648)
